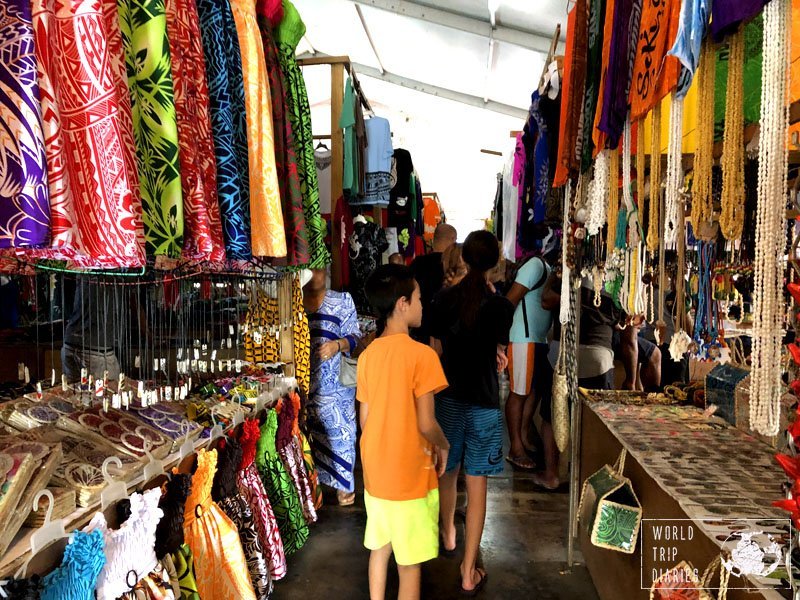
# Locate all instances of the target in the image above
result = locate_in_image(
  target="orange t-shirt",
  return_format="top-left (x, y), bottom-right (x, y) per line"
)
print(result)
top-left (357, 333), bottom-right (448, 501)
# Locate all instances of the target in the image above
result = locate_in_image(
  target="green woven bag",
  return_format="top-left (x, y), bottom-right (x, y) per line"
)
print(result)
top-left (578, 449), bottom-right (642, 554)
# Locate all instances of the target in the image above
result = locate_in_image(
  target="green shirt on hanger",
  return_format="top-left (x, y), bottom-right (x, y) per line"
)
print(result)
top-left (340, 77), bottom-right (359, 196)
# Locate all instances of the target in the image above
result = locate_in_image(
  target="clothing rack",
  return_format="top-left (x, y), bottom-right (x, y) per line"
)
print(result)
top-left (296, 55), bottom-right (377, 290)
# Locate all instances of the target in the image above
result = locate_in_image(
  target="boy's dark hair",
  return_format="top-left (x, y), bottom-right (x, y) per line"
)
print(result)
top-left (365, 264), bottom-right (416, 335)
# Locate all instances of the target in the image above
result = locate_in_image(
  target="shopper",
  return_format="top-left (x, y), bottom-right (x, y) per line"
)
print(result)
top-left (504, 254), bottom-right (552, 471)
top-left (430, 230), bottom-right (513, 595)
top-left (358, 264), bottom-right (450, 600)
top-left (441, 243), bottom-right (467, 288)
top-left (410, 223), bottom-right (457, 343)
top-left (303, 268), bottom-right (362, 506)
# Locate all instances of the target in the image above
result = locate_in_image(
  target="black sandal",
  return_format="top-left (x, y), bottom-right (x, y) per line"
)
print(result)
top-left (460, 569), bottom-right (487, 596)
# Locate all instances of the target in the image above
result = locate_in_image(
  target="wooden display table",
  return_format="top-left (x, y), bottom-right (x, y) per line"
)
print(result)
top-left (579, 399), bottom-right (789, 600)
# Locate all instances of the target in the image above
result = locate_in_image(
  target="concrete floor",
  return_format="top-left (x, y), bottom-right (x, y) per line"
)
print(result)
top-left (272, 466), bottom-right (600, 599)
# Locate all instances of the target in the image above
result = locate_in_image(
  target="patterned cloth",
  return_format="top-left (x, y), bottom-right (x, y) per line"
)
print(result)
top-left (306, 290), bottom-right (360, 493)
top-left (117, 0), bottom-right (184, 257)
top-left (171, 544), bottom-right (201, 600)
top-left (277, 397), bottom-right (317, 524)
top-left (118, 562), bottom-right (176, 600)
top-left (275, 0), bottom-right (329, 268)
top-left (195, 0), bottom-right (251, 259)
top-left (183, 449), bottom-right (256, 600)
top-left (243, 288), bottom-right (281, 364)
top-left (213, 438), bottom-right (272, 600)
top-left (40, 529), bottom-right (106, 600)
top-left (293, 276), bottom-right (311, 393)
top-left (165, 0), bottom-right (226, 263)
top-left (348, 220), bottom-right (388, 313)
top-left (256, 409), bottom-right (309, 555)
top-left (0, 0), bottom-right (50, 248)
top-left (30, 0), bottom-right (146, 266)
top-left (230, 0), bottom-right (286, 258)
top-left (258, 13), bottom-right (309, 266)
top-left (238, 418), bottom-right (287, 580)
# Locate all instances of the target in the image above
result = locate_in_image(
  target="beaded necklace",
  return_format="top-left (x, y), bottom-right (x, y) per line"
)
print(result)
top-left (720, 28), bottom-right (745, 241)
top-left (586, 150), bottom-right (610, 236)
top-left (664, 94), bottom-right (684, 246)
top-left (606, 148), bottom-right (620, 257)
top-left (646, 103), bottom-right (662, 253)
top-left (691, 38), bottom-right (717, 237)
top-left (751, 0), bottom-right (791, 436)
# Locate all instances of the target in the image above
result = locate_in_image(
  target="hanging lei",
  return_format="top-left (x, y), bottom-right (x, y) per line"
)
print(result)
top-left (605, 148), bottom-right (627, 305)
top-left (693, 241), bottom-right (721, 357)
top-left (664, 94), bottom-right (684, 247)
top-left (720, 28), bottom-right (745, 241)
top-left (751, 0), bottom-right (791, 437)
top-left (622, 117), bottom-right (646, 317)
top-left (560, 179), bottom-right (573, 326)
top-left (691, 38), bottom-right (717, 237)
top-left (669, 189), bottom-right (693, 361)
top-left (586, 150), bottom-right (610, 236)
top-left (646, 103), bottom-right (663, 254)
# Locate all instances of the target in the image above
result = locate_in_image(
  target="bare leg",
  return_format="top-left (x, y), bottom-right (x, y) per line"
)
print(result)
top-left (640, 346), bottom-right (662, 391)
top-left (521, 392), bottom-right (539, 453)
top-left (619, 326), bottom-right (639, 391)
top-left (461, 475), bottom-right (488, 591)
top-left (369, 544), bottom-right (392, 600)
top-left (397, 564), bottom-right (421, 600)
top-left (505, 392), bottom-right (533, 466)
top-left (439, 467), bottom-right (459, 551)
top-left (535, 420), bottom-right (560, 488)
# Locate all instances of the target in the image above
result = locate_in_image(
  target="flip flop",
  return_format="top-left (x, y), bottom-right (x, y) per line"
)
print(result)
top-left (505, 455), bottom-right (535, 471)
top-left (440, 536), bottom-right (457, 558)
top-left (460, 569), bottom-right (487, 596)
top-left (531, 473), bottom-right (560, 491)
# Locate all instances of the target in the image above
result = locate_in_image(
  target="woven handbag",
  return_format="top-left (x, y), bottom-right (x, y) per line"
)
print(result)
top-left (552, 341), bottom-right (570, 453)
top-left (578, 449), bottom-right (642, 554)
top-left (650, 555), bottom-right (729, 600)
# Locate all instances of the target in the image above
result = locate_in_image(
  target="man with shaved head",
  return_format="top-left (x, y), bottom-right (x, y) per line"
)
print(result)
top-left (410, 223), bottom-right (457, 343)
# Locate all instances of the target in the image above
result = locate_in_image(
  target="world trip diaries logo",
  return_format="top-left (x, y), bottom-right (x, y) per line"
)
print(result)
top-left (640, 518), bottom-right (791, 591)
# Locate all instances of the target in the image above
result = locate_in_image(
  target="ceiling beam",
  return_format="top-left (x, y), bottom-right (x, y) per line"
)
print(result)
top-left (349, 0), bottom-right (559, 54)
top-left (298, 53), bottom-right (528, 119)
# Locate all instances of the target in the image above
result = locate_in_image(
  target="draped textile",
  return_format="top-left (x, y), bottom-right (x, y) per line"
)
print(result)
top-left (195, 0), bottom-right (251, 259)
top-left (275, 0), bottom-right (329, 268)
top-left (117, 0), bottom-right (184, 257)
top-left (230, 0), bottom-right (286, 258)
top-left (710, 0), bottom-right (768, 41)
top-left (0, 0), bottom-right (50, 248)
top-left (30, 0), bottom-right (146, 266)
top-left (258, 15), bottom-right (309, 266)
top-left (591, 0), bottom-right (616, 154)
top-left (579, 0), bottom-right (608, 171)
top-left (165, 0), bottom-right (226, 262)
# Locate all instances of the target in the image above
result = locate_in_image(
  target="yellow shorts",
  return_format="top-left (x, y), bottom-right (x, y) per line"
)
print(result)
top-left (363, 488), bottom-right (439, 566)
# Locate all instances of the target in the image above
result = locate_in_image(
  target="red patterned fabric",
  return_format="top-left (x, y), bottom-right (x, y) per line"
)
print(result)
top-left (29, 0), bottom-right (145, 267)
top-left (238, 419), bottom-right (287, 580)
top-left (165, 0), bottom-right (226, 263)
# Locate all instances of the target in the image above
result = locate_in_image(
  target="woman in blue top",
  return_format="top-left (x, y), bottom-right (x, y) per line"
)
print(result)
top-left (303, 269), bottom-right (362, 506)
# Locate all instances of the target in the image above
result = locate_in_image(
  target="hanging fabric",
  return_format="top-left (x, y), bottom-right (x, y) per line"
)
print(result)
top-left (30, 0), bottom-right (146, 267)
top-left (591, 0), bottom-right (616, 155)
top-left (195, 0), bottom-right (252, 260)
top-left (258, 10), bottom-right (310, 266)
top-left (117, 0), bottom-right (184, 258)
top-left (667, 0), bottom-right (710, 96)
top-left (275, 0), bottom-right (330, 268)
top-left (629, 0), bottom-right (681, 122)
top-left (230, 0), bottom-right (287, 258)
top-left (578, 0), bottom-right (608, 171)
top-left (710, 0), bottom-right (769, 41)
top-left (165, 0), bottom-right (226, 263)
top-left (0, 0), bottom-right (51, 248)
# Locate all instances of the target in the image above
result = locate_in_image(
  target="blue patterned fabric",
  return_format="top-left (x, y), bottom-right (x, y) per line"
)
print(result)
top-left (528, 91), bottom-right (549, 225)
top-left (306, 291), bottom-right (361, 492)
top-left (40, 529), bottom-right (105, 600)
top-left (195, 0), bottom-right (251, 259)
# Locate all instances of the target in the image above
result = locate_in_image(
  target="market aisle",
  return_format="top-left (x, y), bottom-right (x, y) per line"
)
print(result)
top-left (273, 466), bottom-right (599, 599)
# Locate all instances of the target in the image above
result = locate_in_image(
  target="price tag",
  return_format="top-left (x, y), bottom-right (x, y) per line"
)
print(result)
top-left (51, 368), bottom-right (55, 387)
top-left (177, 348), bottom-right (183, 359)
top-left (137, 380), bottom-right (144, 399)
top-left (35, 382), bottom-right (42, 400)
top-left (194, 348), bottom-right (200, 360)
top-left (227, 338), bottom-right (232, 349)
top-left (188, 377), bottom-right (192, 390)
top-left (95, 378), bottom-right (104, 397)
top-left (165, 386), bottom-right (172, 402)
top-left (253, 330), bottom-right (263, 345)
top-left (229, 324), bottom-right (235, 336)
top-left (123, 392), bottom-right (131, 409)
top-left (180, 386), bottom-right (187, 400)
top-left (112, 394), bottom-right (122, 409)
top-left (134, 355), bottom-right (141, 368)
top-left (190, 359), bottom-right (198, 372)
top-left (235, 360), bottom-right (242, 373)
top-left (24, 366), bottom-right (30, 384)
top-left (62, 374), bottom-right (68, 392)
top-left (218, 360), bottom-right (224, 372)
top-left (199, 361), bottom-right (207, 373)
top-left (210, 360), bottom-right (215, 373)
top-left (201, 344), bottom-right (207, 354)
top-left (227, 360), bottom-right (232, 372)
top-left (220, 338), bottom-right (225, 350)
top-left (211, 349), bottom-right (217, 361)
top-left (153, 358), bottom-right (159, 371)
top-left (119, 373), bottom-right (125, 390)
top-left (102, 396), bottom-right (109, 412)
top-left (17, 363), bottom-right (24, 381)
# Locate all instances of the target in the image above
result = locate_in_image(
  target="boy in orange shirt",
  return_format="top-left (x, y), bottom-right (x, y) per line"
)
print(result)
top-left (358, 264), bottom-right (451, 600)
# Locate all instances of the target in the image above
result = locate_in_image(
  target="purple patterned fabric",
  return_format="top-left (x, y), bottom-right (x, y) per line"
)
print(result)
top-left (710, 0), bottom-right (767, 41)
top-left (0, 0), bottom-right (50, 247)
top-left (598, 0), bottom-right (639, 148)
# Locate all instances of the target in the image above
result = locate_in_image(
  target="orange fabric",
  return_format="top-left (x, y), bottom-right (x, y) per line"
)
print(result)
top-left (629, 0), bottom-right (682, 122)
top-left (422, 195), bottom-right (442, 242)
top-left (554, 3), bottom-right (586, 187)
top-left (592, 0), bottom-right (617, 155)
top-left (357, 334), bottom-right (448, 501)
top-left (790, 0), bottom-right (800, 147)
top-left (230, 0), bottom-right (287, 257)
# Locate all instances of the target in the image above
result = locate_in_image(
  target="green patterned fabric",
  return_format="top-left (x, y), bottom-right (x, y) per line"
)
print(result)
top-left (118, 0), bottom-right (184, 257)
top-left (276, 0), bottom-right (330, 269)
top-left (592, 501), bottom-right (641, 552)
top-left (172, 544), bottom-right (201, 600)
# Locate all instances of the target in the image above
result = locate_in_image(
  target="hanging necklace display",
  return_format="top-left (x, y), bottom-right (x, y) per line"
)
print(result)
top-left (664, 94), bottom-right (684, 247)
top-left (636, 118), bottom-right (647, 226)
top-left (646, 103), bottom-right (663, 254)
top-left (691, 38), bottom-right (717, 238)
top-left (586, 150), bottom-right (610, 237)
top-left (622, 117), bottom-right (646, 317)
top-left (751, 0), bottom-right (791, 437)
top-left (720, 27), bottom-right (746, 241)
top-left (560, 179), bottom-right (573, 327)
top-left (693, 240), bottom-right (720, 357)
top-left (606, 148), bottom-right (620, 258)
top-left (670, 193), bottom-right (693, 360)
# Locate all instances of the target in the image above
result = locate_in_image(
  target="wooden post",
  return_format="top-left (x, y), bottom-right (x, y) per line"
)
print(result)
top-left (330, 63), bottom-right (345, 290)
